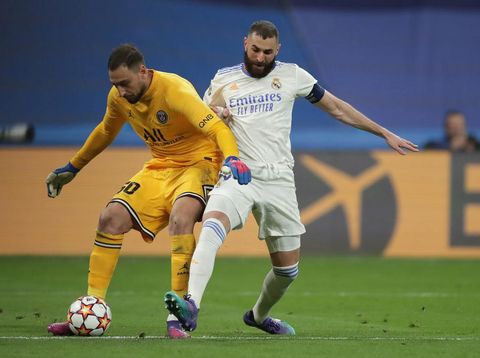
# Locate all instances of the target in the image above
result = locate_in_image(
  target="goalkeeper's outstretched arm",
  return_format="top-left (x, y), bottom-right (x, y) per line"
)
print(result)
top-left (45, 115), bottom-right (124, 198)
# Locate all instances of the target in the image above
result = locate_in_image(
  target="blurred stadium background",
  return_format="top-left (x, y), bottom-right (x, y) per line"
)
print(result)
top-left (2, 0), bottom-right (479, 147)
top-left (1, 0), bottom-right (478, 257)
top-left (1, 1), bottom-right (480, 354)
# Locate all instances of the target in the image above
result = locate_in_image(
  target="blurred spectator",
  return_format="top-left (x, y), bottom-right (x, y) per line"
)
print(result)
top-left (0, 123), bottom-right (35, 143)
top-left (424, 110), bottom-right (479, 152)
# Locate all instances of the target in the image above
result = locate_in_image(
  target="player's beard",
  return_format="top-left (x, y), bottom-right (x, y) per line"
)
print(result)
top-left (244, 51), bottom-right (276, 78)
top-left (125, 83), bottom-right (147, 104)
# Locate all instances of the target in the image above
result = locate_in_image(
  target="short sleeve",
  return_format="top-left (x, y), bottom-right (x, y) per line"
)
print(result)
top-left (203, 74), bottom-right (227, 107)
top-left (295, 66), bottom-right (318, 98)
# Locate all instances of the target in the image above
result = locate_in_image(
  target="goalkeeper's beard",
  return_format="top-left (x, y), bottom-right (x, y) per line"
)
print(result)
top-left (244, 51), bottom-right (276, 78)
top-left (125, 83), bottom-right (147, 104)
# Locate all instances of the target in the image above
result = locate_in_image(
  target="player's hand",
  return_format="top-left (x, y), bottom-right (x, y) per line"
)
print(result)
top-left (211, 106), bottom-right (231, 121)
top-left (45, 162), bottom-right (80, 198)
top-left (223, 156), bottom-right (251, 185)
top-left (384, 133), bottom-right (419, 155)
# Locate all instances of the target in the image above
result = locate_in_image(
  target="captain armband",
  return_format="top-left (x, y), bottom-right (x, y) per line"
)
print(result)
top-left (305, 83), bottom-right (325, 104)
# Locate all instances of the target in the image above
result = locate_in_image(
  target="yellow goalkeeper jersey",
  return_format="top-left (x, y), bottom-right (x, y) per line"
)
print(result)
top-left (70, 70), bottom-right (238, 169)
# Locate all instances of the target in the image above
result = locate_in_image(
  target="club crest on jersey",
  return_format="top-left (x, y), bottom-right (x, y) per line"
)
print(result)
top-left (271, 78), bottom-right (281, 90)
top-left (156, 110), bottom-right (168, 124)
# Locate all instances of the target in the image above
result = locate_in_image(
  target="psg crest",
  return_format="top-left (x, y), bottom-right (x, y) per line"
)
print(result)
top-left (156, 110), bottom-right (168, 124)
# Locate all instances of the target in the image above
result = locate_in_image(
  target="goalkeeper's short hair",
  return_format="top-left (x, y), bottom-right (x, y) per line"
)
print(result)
top-left (108, 44), bottom-right (145, 71)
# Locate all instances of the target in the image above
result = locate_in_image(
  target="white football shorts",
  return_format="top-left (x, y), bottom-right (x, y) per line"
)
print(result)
top-left (205, 163), bottom-right (306, 239)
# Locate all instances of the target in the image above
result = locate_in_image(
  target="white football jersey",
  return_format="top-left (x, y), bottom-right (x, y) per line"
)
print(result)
top-left (203, 61), bottom-right (317, 167)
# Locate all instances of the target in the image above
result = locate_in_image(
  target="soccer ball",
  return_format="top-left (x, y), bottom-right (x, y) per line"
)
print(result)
top-left (67, 295), bottom-right (112, 336)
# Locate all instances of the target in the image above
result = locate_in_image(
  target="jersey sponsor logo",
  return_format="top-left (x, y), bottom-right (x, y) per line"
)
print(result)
top-left (156, 110), bottom-right (168, 124)
top-left (229, 93), bottom-right (282, 115)
top-left (271, 78), bottom-right (281, 90)
top-left (229, 93), bottom-right (281, 108)
top-left (198, 113), bottom-right (214, 128)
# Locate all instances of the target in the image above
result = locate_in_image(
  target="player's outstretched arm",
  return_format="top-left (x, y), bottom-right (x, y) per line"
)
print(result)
top-left (315, 91), bottom-right (419, 155)
top-left (45, 115), bottom-right (124, 198)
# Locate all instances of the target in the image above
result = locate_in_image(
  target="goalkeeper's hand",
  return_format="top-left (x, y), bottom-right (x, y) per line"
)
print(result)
top-left (45, 162), bottom-right (80, 198)
top-left (222, 156), bottom-right (251, 185)
top-left (211, 106), bottom-right (231, 121)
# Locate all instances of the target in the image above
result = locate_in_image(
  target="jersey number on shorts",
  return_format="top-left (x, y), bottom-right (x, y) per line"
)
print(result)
top-left (118, 181), bottom-right (141, 195)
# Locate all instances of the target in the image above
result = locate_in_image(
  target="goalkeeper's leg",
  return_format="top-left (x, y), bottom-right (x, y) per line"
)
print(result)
top-left (88, 203), bottom-right (132, 298)
top-left (48, 203), bottom-right (132, 336)
top-left (166, 196), bottom-right (203, 339)
top-left (165, 195), bottom-right (238, 331)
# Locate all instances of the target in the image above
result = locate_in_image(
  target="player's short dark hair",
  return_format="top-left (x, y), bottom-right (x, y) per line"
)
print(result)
top-left (248, 20), bottom-right (279, 42)
top-left (108, 44), bottom-right (145, 71)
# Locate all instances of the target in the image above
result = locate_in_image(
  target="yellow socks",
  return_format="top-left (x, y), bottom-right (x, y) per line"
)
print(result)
top-left (170, 234), bottom-right (196, 295)
top-left (87, 230), bottom-right (124, 299)
top-left (87, 231), bottom-right (195, 299)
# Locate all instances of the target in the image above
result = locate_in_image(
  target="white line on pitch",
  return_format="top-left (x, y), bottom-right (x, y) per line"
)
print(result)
top-left (0, 336), bottom-right (478, 341)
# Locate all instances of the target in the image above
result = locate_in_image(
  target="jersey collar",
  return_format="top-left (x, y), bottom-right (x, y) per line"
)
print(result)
top-left (140, 70), bottom-right (156, 102)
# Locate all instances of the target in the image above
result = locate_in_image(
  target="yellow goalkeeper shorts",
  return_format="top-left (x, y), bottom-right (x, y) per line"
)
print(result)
top-left (110, 159), bottom-right (219, 242)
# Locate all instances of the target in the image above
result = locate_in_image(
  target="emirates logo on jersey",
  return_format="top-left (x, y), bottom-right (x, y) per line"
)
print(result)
top-left (271, 78), bottom-right (281, 90)
top-left (156, 110), bottom-right (168, 124)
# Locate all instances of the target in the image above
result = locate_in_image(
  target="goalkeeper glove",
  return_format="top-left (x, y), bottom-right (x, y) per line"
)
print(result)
top-left (211, 106), bottom-right (231, 120)
top-left (223, 156), bottom-right (251, 185)
top-left (45, 162), bottom-right (80, 198)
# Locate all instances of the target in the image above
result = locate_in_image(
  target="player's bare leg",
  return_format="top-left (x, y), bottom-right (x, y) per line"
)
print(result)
top-left (166, 196), bottom-right (203, 338)
top-left (48, 203), bottom-right (132, 336)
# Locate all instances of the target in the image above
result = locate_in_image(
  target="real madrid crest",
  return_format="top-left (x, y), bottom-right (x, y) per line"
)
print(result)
top-left (271, 78), bottom-right (281, 90)
top-left (156, 110), bottom-right (168, 124)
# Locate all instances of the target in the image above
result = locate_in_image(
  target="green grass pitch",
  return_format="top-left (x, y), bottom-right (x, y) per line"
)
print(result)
top-left (0, 256), bottom-right (479, 357)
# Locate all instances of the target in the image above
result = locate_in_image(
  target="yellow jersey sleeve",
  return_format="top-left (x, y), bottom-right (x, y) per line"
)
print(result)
top-left (166, 81), bottom-right (239, 159)
top-left (70, 88), bottom-right (126, 169)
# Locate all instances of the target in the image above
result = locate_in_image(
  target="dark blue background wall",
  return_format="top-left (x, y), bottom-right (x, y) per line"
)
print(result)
top-left (1, 0), bottom-right (478, 148)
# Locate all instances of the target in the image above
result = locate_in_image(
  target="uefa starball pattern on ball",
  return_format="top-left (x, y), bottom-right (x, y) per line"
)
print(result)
top-left (67, 295), bottom-right (112, 336)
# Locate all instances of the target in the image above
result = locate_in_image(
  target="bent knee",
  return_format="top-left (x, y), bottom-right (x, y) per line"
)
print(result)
top-left (98, 203), bottom-right (133, 234)
top-left (203, 211), bottom-right (231, 233)
top-left (168, 213), bottom-right (197, 235)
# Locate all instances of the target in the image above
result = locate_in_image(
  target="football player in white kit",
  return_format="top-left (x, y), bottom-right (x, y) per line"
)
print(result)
top-left (165, 20), bottom-right (419, 335)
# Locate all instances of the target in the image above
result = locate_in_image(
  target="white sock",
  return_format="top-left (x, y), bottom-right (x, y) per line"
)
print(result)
top-left (252, 263), bottom-right (299, 324)
top-left (188, 218), bottom-right (226, 307)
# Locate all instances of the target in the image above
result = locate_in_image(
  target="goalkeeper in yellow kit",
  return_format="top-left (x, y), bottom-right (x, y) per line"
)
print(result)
top-left (45, 44), bottom-right (251, 339)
